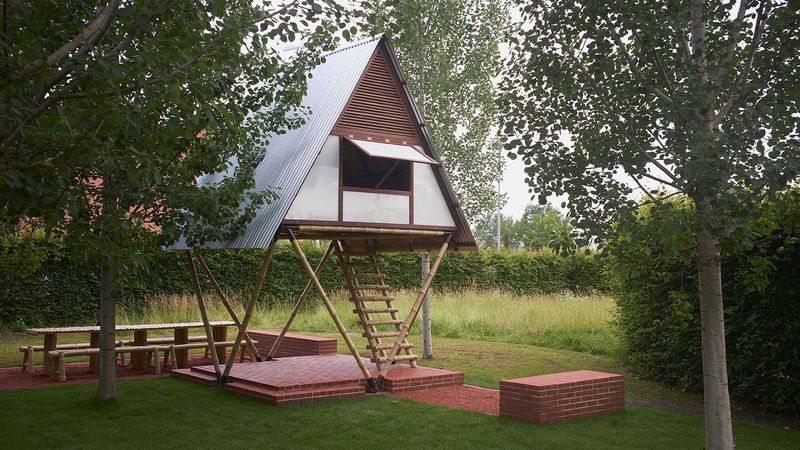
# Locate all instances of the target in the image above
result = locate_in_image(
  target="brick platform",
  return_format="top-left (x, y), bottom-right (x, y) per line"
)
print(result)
top-left (500, 370), bottom-right (624, 424)
top-left (247, 330), bottom-right (337, 358)
top-left (172, 353), bottom-right (463, 405)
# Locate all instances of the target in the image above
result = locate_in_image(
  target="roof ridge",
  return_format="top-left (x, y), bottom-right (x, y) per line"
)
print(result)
top-left (323, 34), bottom-right (383, 57)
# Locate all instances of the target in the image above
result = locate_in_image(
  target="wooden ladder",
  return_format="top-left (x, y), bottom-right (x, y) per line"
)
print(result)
top-left (334, 244), bottom-right (417, 372)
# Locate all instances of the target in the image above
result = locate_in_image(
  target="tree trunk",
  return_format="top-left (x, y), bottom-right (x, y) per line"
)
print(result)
top-left (96, 267), bottom-right (117, 400)
top-left (696, 199), bottom-right (733, 450)
top-left (421, 252), bottom-right (432, 359)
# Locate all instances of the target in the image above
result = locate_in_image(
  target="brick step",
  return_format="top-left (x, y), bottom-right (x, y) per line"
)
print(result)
top-left (226, 381), bottom-right (366, 405)
top-left (171, 368), bottom-right (218, 385)
top-left (350, 295), bottom-right (394, 302)
top-left (355, 307), bottom-right (399, 314)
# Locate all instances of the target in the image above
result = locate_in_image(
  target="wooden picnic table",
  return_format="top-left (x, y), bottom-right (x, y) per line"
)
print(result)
top-left (27, 321), bottom-right (235, 376)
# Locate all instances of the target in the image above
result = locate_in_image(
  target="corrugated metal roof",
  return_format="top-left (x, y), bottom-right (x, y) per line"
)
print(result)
top-left (171, 35), bottom-right (477, 251)
top-left (171, 37), bottom-right (382, 250)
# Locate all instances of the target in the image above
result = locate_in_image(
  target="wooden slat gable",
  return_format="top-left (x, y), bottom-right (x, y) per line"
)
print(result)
top-left (332, 46), bottom-right (421, 145)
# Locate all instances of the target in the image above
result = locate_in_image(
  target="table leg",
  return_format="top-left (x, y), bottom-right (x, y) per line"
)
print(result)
top-left (89, 331), bottom-right (100, 373)
top-left (212, 326), bottom-right (227, 364)
top-left (43, 334), bottom-right (58, 377)
top-left (133, 330), bottom-right (148, 371)
top-left (174, 328), bottom-right (189, 368)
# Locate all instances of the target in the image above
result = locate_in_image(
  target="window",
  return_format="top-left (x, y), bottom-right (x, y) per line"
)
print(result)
top-left (341, 139), bottom-right (411, 191)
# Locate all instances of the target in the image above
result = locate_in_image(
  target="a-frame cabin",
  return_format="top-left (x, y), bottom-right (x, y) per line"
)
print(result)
top-left (173, 36), bottom-right (475, 390)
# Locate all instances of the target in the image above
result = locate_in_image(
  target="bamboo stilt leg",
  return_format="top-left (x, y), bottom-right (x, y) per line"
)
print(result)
top-left (221, 240), bottom-right (277, 382)
top-left (287, 230), bottom-right (373, 385)
top-left (194, 251), bottom-right (261, 362)
top-left (267, 241), bottom-right (336, 360)
top-left (376, 236), bottom-right (451, 382)
top-left (186, 250), bottom-right (222, 379)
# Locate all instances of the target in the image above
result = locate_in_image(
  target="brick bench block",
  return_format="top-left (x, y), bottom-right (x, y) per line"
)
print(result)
top-left (247, 330), bottom-right (338, 358)
top-left (500, 370), bottom-right (624, 424)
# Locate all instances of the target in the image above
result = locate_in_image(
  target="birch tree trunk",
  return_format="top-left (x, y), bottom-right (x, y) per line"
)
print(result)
top-left (696, 199), bottom-right (733, 450)
top-left (97, 267), bottom-right (117, 400)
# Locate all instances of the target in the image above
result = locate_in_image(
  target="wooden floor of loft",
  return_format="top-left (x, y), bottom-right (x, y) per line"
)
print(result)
top-left (171, 354), bottom-right (464, 405)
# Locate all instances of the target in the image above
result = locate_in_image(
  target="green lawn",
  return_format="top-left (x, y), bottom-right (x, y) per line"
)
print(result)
top-left (0, 377), bottom-right (796, 449)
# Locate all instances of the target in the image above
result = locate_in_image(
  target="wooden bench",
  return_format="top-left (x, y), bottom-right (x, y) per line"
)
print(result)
top-left (155, 340), bottom-right (259, 371)
top-left (49, 346), bottom-right (157, 382)
top-left (20, 336), bottom-right (207, 373)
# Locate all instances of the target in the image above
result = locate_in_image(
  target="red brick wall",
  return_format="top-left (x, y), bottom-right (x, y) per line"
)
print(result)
top-left (500, 370), bottom-right (624, 424)
top-left (247, 330), bottom-right (338, 358)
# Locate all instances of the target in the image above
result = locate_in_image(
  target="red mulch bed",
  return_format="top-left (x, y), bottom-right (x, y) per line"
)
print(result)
top-left (391, 384), bottom-right (500, 415)
top-left (0, 354), bottom-right (215, 390)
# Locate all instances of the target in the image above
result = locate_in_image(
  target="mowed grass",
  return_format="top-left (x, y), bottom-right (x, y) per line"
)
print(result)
top-left (1, 376), bottom-right (797, 450)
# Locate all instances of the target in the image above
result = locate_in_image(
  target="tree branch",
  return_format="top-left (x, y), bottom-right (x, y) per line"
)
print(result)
top-left (9, 0), bottom-right (121, 80)
top-left (715, 1), bottom-right (770, 124)
top-left (608, 23), bottom-right (673, 104)
top-left (722, 0), bottom-right (750, 65)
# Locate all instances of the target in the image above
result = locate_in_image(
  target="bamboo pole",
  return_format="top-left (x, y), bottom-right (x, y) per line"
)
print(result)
top-left (194, 251), bottom-right (261, 362)
top-left (376, 236), bottom-right (451, 382)
top-left (220, 240), bottom-right (277, 383)
top-left (266, 241), bottom-right (336, 360)
top-left (186, 250), bottom-right (221, 379)
top-left (287, 230), bottom-right (373, 384)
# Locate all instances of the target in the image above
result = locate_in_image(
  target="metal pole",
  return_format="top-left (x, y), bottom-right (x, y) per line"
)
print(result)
top-left (421, 251), bottom-right (432, 359)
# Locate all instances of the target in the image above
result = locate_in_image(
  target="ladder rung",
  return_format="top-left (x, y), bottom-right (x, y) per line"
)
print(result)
top-left (354, 308), bottom-right (399, 314)
top-left (363, 331), bottom-right (400, 338)
top-left (338, 251), bottom-right (377, 256)
top-left (371, 354), bottom-right (417, 363)
top-left (368, 343), bottom-right (414, 350)
top-left (361, 319), bottom-right (403, 326)
top-left (353, 284), bottom-right (390, 290)
top-left (338, 262), bottom-right (376, 268)
top-left (351, 295), bottom-right (394, 302)
top-left (347, 273), bottom-right (385, 279)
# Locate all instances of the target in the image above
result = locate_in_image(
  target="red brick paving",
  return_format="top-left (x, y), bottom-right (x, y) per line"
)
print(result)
top-left (391, 384), bottom-right (500, 415)
top-left (0, 354), bottom-right (215, 390)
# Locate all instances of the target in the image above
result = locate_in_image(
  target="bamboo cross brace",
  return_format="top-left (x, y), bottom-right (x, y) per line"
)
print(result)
top-left (376, 236), bottom-right (451, 382)
top-left (186, 250), bottom-right (221, 379)
top-left (266, 241), bottom-right (336, 360)
top-left (287, 230), bottom-right (373, 383)
top-left (221, 240), bottom-right (277, 383)
top-left (194, 251), bottom-right (261, 362)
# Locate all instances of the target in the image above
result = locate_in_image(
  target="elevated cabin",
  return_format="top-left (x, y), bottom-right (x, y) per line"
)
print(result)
top-left (172, 36), bottom-right (475, 390)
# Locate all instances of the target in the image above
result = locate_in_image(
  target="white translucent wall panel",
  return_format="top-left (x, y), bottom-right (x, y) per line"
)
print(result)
top-left (413, 163), bottom-right (456, 227)
top-left (342, 191), bottom-right (409, 224)
top-left (285, 135), bottom-right (340, 221)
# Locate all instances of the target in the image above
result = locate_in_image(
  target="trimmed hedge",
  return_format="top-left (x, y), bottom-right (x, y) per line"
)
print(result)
top-left (0, 235), bottom-right (606, 328)
top-left (610, 197), bottom-right (800, 414)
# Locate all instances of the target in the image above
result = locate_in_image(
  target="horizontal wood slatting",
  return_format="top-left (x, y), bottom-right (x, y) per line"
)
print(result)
top-left (333, 47), bottom-right (420, 144)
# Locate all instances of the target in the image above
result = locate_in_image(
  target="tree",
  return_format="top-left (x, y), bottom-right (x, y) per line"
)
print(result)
top-left (501, 1), bottom-right (799, 448)
top-left (473, 203), bottom-right (574, 251)
top-left (360, 0), bottom-right (508, 221)
top-left (1, 0), bottom-right (348, 400)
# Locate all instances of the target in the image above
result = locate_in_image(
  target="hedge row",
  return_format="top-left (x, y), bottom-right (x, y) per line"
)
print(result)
top-left (610, 196), bottom-right (800, 414)
top-left (0, 235), bottom-right (606, 328)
